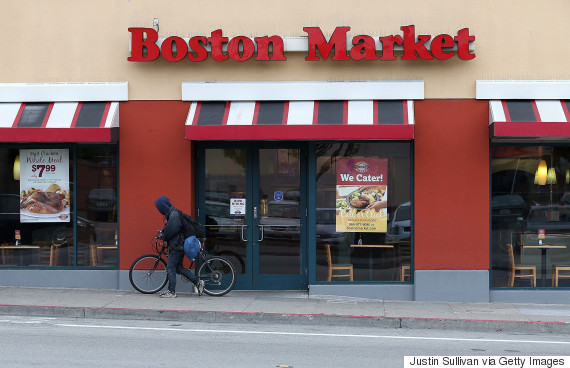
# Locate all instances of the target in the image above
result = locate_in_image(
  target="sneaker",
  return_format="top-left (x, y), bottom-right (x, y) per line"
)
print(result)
top-left (197, 280), bottom-right (205, 296)
top-left (160, 291), bottom-right (176, 298)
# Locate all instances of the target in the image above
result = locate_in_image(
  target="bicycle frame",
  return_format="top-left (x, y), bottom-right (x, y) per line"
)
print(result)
top-left (155, 233), bottom-right (208, 279)
top-left (130, 231), bottom-right (235, 296)
top-left (188, 238), bottom-right (209, 271)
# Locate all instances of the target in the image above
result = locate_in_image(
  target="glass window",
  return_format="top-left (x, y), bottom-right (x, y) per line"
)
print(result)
top-left (75, 147), bottom-right (118, 267)
top-left (491, 145), bottom-right (570, 288)
top-left (315, 142), bottom-right (412, 282)
top-left (203, 148), bottom-right (247, 275)
top-left (0, 145), bottom-right (118, 268)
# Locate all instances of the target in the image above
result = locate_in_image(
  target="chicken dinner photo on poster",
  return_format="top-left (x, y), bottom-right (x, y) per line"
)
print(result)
top-left (19, 149), bottom-right (70, 223)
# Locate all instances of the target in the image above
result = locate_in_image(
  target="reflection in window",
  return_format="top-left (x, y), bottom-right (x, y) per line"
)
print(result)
top-left (491, 146), bottom-right (570, 287)
top-left (315, 142), bottom-right (412, 283)
top-left (76, 147), bottom-right (118, 267)
top-left (203, 149), bottom-right (247, 275)
top-left (0, 145), bottom-right (118, 268)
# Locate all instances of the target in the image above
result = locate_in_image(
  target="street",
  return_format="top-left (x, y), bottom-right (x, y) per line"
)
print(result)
top-left (0, 316), bottom-right (569, 367)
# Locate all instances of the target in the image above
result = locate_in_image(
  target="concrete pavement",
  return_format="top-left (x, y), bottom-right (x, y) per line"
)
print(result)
top-left (1, 286), bottom-right (570, 333)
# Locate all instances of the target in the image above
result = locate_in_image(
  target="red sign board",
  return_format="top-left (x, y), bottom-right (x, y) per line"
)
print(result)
top-left (128, 25), bottom-right (475, 62)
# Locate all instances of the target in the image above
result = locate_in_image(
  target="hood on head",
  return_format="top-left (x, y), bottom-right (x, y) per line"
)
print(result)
top-left (155, 196), bottom-right (172, 216)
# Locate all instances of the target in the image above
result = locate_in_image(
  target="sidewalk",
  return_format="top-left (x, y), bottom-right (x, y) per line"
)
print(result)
top-left (1, 286), bottom-right (570, 333)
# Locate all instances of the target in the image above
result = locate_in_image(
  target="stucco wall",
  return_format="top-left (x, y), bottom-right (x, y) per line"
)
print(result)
top-left (2, 0), bottom-right (569, 99)
top-left (118, 101), bottom-right (194, 269)
top-left (414, 99), bottom-right (490, 269)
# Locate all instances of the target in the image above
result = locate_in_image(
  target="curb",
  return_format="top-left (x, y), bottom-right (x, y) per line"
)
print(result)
top-left (1, 304), bottom-right (570, 333)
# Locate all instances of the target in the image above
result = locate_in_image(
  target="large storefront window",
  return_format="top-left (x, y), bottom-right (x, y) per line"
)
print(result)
top-left (0, 145), bottom-right (118, 268)
top-left (492, 145), bottom-right (570, 288)
top-left (315, 142), bottom-right (412, 282)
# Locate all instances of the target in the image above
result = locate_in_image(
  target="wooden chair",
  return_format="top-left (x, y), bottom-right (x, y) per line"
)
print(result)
top-left (91, 244), bottom-right (118, 266)
top-left (325, 243), bottom-right (353, 281)
top-left (25, 241), bottom-right (54, 266)
top-left (36, 245), bottom-right (53, 266)
top-left (397, 241), bottom-right (411, 281)
top-left (400, 265), bottom-right (411, 281)
top-left (506, 243), bottom-right (536, 287)
top-left (552, 265), bottom-right (570, 287)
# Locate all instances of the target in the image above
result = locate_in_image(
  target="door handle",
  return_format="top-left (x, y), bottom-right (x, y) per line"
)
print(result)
top-left (258, 225), bottom-right (264, 242)
top-left (241, 225), bottom-right (248, 242)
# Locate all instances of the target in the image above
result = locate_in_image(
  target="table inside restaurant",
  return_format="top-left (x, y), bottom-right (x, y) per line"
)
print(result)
top-left (522, 244), bottom-right (567, 287)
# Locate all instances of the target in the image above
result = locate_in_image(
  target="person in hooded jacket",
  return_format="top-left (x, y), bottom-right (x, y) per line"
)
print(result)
top-left (155, 196), bottom-right (205, 298)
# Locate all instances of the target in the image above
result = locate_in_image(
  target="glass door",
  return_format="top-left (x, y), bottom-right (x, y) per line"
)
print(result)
top-left (198, 143), bottom-right (307, 290)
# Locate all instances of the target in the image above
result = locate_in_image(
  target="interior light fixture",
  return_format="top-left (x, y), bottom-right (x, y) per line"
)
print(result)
top-left (547, 167), bottom-right (557, 185)
top-left (13, 155), bottom-right (20, 180)
top-left (536, 159), bottom-right (547, 185)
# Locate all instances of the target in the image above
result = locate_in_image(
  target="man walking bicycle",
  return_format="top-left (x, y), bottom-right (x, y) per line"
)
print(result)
top-left (155, 196), bottom-right (205, 298)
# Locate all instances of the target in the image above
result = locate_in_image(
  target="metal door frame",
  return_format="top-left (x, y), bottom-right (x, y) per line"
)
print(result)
top-left (196, 141), bottom-right (308, 290)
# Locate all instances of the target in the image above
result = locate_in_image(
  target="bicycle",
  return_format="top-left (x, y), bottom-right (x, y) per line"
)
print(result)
top-left (129, 230), bottom-right (236, 296)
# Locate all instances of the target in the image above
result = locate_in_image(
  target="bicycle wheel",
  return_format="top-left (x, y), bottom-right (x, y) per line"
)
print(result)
top-left (197, 256), bottom-right (236, 296)
top-left (129, 255), bottom-right (168, 294)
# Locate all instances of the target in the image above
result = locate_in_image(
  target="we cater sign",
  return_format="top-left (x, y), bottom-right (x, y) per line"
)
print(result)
top-left (128, 25), bottom-right (475, 62)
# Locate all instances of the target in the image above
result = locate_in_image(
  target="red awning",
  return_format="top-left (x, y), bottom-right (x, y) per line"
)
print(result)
top-left (185, 100), bottom-right (415, 140)
top-left (0, 102), bottom-right (119, 142)
top-left (490, 100), bottom-right (570, 139)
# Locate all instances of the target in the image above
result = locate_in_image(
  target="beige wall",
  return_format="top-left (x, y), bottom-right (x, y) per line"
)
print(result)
top-left (2, 0), bottom-right (569, 99)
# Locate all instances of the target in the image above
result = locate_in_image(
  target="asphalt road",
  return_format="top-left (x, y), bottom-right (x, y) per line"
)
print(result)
top-left (1, 316), bottom-right (569, 367)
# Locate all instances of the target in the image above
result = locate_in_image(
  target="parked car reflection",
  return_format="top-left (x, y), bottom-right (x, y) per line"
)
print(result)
top-left (492, 194), bottom-right (527, 229)
top-left (87, 188), bottom-right (117, 221)
top-left (517, 205), bottom-right (570, 233)
top-left (204, 200), bottom-right (246, 274)
top-left (0, 193), bottom-right (95, 250)
top-left (385, 201), bottom-right (411, 244)
top-left (315, 208), bottom-right (348, 247)
top-left (260, 201), bottom-right (300, 239)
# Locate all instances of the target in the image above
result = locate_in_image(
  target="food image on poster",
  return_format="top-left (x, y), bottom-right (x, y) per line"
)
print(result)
top-left (335, 158), bottom-right (388, 233)
top-left (19, 149), bottom-right (70, 223)
top-left (346, 187), bottom-right (385, 209)
top-left (20, 185), bottom-right (69, 215)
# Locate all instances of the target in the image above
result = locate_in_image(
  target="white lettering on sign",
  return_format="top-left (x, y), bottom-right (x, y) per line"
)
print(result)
top-left (339, 173), bottom-right (383, 182)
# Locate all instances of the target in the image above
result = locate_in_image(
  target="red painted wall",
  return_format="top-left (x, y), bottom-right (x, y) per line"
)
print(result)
top-left (119, 101), bottom-right (194, 269)
top-left (118, 99), bottom-right (489, 271)
top-left (414, 100), bottom-right (489, 270)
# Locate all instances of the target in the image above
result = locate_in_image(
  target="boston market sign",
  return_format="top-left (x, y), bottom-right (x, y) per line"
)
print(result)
top-left (128, 26), bottom-right (475, 62)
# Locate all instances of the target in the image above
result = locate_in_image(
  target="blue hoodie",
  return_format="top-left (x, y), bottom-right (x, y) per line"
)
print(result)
top-left (155, 196), bottom-right (172, 217)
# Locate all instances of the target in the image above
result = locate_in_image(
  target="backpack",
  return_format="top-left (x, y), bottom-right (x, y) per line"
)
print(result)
top-left (183, 236), bottom-right (201, 261)
top-left (179, 210), bottom-right (204, 239)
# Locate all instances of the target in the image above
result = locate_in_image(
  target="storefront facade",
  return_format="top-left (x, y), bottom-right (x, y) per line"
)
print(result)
top-left (1, 1), bottom-right (569, 303)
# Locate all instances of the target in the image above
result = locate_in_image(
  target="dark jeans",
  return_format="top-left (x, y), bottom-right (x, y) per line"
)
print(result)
top-left (167, 248), bottom-right (198, 293)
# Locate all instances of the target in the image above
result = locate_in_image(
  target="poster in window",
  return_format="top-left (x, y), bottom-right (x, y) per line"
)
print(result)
top-left (19, 149), bottom-right (70, 223)
top-left (230, 191), bottom-right (246, 216)
top-left (335, 158), bottom-right (388, 233)
top-left (230, 198), bottom-right (246, 216)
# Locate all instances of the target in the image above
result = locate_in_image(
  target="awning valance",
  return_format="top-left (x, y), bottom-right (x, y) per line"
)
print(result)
top-left (185, 100), bottom-right (414, 140)
top-left (0, 102), bottom-right (119, 142)
top-left (490, 100), bottom-right (570, 139)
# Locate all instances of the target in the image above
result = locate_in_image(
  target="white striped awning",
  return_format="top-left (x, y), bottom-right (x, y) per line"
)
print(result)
top-left (185, 100), bottom-right (415, 140)
top-left (489, 100), bottom-right (570, 139)
top-left (0, 102), bottom-right (119, 142)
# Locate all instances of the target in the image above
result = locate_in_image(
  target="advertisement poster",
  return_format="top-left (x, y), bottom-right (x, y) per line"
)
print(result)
top-left (335, 158), bottom-right (388, 233)
top-left (230, 198), bottom-right (246, 216)
top-left (19, 149), bottom-right (70, 223)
